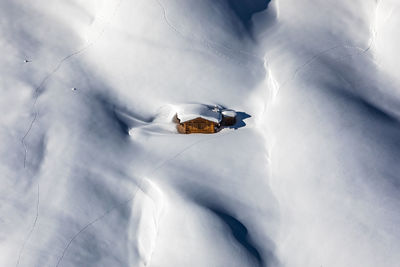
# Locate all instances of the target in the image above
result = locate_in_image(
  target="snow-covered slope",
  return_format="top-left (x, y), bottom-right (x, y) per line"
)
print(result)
top-left (1, 0), bottom-right (399, 266)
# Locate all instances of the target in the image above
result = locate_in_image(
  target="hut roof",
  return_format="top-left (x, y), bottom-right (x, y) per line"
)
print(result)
top-left (176, 104), bottom-right (222, 123)
top-left (221, 109), bottom-right (237, 118)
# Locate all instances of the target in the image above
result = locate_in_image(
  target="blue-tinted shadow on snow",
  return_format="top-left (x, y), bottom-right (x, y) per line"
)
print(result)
top-left (228, 112), bottom-right (251, 130)
top-left (191, 195), bottom-right (280, 267)
top-left (209, 207), bottom-right (264, 266)
top-left (226, 0), bottom-right (271, 30)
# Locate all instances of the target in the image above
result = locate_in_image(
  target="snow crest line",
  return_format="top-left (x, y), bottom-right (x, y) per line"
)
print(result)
top-left (21, 0), bottom-right (124, 168)
top-left (16, 184), bottom-right (40, 267)
top-left (133, 180), bottom-right (165, 267)
top-left (144, 211), bottom-right (161, 267)
top-left (365, 0), bottom-right (382, 53)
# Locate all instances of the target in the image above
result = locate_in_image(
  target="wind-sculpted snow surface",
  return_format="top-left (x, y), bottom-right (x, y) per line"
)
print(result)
top-left (1, 0), bottom-right (400, 266)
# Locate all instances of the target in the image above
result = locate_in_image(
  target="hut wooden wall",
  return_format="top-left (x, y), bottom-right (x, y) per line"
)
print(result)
top-left (177, 117), bottom-right (216, 134)
top-left (221, 116), bottom-right (236, 126)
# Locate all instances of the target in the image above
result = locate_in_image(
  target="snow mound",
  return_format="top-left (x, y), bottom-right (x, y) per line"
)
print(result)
top-left (176, 104), bottom-right (222, 123)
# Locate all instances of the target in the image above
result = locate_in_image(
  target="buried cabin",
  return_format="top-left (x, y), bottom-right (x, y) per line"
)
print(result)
top-left (175, 104), bottom-right (236, 134)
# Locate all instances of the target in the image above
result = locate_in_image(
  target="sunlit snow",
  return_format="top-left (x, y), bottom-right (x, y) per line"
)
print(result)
top-left (1, 0), bottom-right (400, 266)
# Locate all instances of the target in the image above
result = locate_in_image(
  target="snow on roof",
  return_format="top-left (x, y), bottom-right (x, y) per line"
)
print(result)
top-left (221, 109), bottom-right (236, 118)
top-left (176, 104), bottom-right (222, 123)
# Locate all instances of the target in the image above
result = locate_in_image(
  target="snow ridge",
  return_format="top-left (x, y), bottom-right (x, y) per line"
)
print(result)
top-left (20, 0), bottom-right (124, 168)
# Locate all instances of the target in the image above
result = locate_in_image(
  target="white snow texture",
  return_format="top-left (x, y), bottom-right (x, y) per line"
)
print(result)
top-left (1, 0), bottom-right (400, 266)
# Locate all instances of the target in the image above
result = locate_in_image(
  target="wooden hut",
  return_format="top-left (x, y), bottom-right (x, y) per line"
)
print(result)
top-left (176, 104), bottom-right (221, 134)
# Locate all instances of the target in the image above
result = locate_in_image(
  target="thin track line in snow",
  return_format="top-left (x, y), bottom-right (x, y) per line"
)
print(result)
top-left (21, 45), bottom-right (89, 168)
top-left (153, 0), bottom-right (261, 67)
top-left (54, 187), bottom-right (140, 267)
top-left (277, 45), bottom-right (341, 93)
top-left (271, 41), bottom-right (377, 107)
top-left (149, 130), bottom-right (235, 176)
top-left (268, 0), bottom-right (382, 107)
top-left (21, 0), bottom-right (124, 168)
top-left (16, 184), bottom-right (40, 267)
top-left (154, 0), bottom-right (185, 38)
